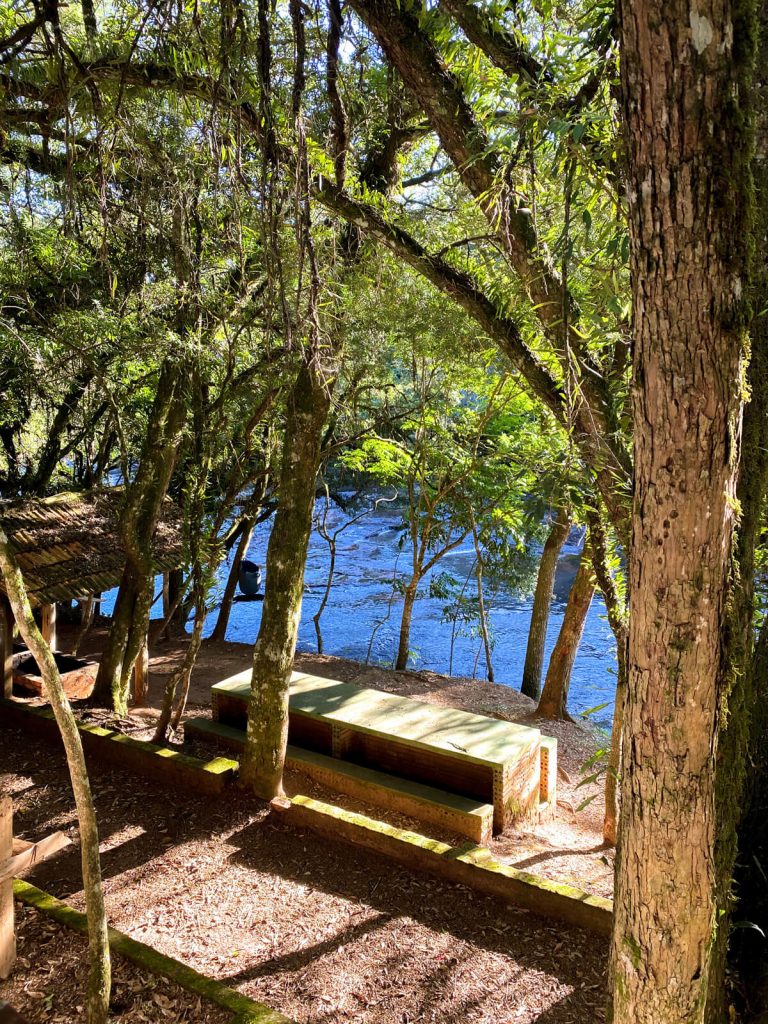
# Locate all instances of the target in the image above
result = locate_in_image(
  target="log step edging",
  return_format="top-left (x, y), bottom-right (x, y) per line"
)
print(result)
top-left (13, 880), bottom-right (292, 1024)
top-left (0, 699), bottom-right (238, 796)
top-left (271, 794), bottom-right (614, 937)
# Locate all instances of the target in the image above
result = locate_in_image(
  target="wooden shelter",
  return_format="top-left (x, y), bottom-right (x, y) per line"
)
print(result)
top-left (0, 490), bottom-right (184, 700)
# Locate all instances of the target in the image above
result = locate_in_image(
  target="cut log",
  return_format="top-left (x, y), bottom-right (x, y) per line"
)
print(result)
top-left (13, 652), bottom-right (98, 700)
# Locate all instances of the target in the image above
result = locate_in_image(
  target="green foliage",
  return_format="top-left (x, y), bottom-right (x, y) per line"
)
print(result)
top-left (0, 0), bottom-right (631, 667)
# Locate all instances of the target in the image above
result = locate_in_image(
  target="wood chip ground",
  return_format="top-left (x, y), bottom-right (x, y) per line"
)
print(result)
top-left (2, 626), bottom-right (613, 1022)
top-left (1, 729), bottom-right (608, 1024)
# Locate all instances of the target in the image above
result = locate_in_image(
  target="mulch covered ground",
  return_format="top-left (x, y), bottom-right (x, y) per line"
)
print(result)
top-left (2, 906), bottom-right (230, 1023)
top-left (0, 727), bottom-right (609, 1024)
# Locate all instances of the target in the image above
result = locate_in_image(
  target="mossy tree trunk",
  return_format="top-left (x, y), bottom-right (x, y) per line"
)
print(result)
top-left (586, 506), bottom-right (628, 847)
top-left (471, 516), bottom-right (494, 682)
top-left (610, 2), bottom-right (755, 1021)
top-left (239, 360), bottom-right (332, 799)
top-left (90, 359), bottom-right (187, 716)
top-left (0, 529), bottom-right (111, 1024)
top-left (153, 564), bottom-right (207, 743)
top-left (707, 16), bottom-right (768, 1017)
top-left (535, 542), bottom-right (595, 720)
top-left (521, 507), bottom-right (571, 699)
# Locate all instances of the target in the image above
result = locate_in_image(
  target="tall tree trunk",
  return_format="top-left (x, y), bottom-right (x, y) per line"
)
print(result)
top-left (165, 568), bottom-right (186, 632)
top-left (395, 577), bottom-right (419, 671)
top-left (586, 506), bottom-right (629, 846)
top-left (211, 519), bottom-right (255, 643)
top-left (312, 534), bottom-right (336, 655)
top-left (708, 18), bottom-right (768, 1017)
top-left (0, 531), bottom-right (111, 1024)
top-left (211, 478), bottom-right (270, 644)
top-left (153, 575), bottom-right (206, 744)
top-left (521, 508), bottom-right (570, 699)
top-left (70, 596), bottom-right (96, 657)
top-left (610, 3), bottom-right (755, 1021)
top-left (536, 544), bottom-right (595, 719)
top-left (472, 519), bottom-right (494, 683)
top-left (728, 621), bottom-right (768, 1018)
top-left (90, 360), bottom-right (186, 715)
top-left (239, 361), bottom-right (332, 799)
top-left (604, 662), bottom-right (627, 846)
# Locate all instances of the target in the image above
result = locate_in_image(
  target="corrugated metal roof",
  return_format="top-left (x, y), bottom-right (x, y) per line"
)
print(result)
top-left (0, 490), bottom-right (184, 605)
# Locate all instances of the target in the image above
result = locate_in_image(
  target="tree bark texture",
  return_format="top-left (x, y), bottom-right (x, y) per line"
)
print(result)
top-left (240, 360), bottom-right (332, 799)
top-left (536, 545), bottom-right (596, 720)
top-left (710, 14), bottom-right (768, 1015)
top-left (0, 529), bottom-right (111, 1024)
top-left (521, 508), bottom-right (571, 699)
top-left (610, 3), bottom-right (755, 1022)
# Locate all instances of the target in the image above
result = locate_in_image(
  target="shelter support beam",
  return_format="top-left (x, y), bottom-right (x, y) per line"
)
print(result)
top-left (40, 603), bottom-right (56, 652)
top-left (0, 597), bottom-right (12, 700)
top-left (133, 636), bottom-right (149, 706)
top-left (0, 795), bottom-right (15, 979)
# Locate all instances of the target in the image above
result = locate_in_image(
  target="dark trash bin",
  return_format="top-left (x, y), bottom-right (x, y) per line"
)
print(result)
top-left (238, 559), bottom-right (262, 597)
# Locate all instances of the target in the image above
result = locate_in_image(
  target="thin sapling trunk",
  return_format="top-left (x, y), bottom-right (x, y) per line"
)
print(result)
top-left (0, 529), bottom-right (111, 1024)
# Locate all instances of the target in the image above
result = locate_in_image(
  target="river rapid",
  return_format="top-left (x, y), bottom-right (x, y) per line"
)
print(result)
top-left (102, 498), bottom-right (619, 728)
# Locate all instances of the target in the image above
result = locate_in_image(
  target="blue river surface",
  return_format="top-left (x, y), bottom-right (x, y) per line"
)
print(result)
top-left (101, 499), bottom-right (619, 728)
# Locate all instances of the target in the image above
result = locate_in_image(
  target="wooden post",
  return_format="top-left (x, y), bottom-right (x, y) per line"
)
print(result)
top-left (40, 603), bottom-right (57, 652)
top-left (0, 795), bottom-right (15, 979)
top-left (0, 596), bottom-right (13, 700)
top-left (133, 636), bottom-right (149, 706)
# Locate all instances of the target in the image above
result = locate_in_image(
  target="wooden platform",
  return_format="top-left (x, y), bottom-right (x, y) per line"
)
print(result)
top-left (211, 671), bottom-right (555, 831)
top-left (186, 716), bottom-right (495, 843)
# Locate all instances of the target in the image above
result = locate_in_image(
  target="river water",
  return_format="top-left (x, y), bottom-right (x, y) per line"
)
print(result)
top-left (102, 499), bottom-right (618, 727)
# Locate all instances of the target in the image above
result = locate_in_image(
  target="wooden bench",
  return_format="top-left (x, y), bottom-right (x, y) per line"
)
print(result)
top-left (211, 671), bottom-right (556, 832)
top-left (185, 716), bottom-right (495, 843)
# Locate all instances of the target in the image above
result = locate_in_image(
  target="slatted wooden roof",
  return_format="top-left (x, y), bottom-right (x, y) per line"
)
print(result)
top-left (0, 490), bottom-right (184, 605)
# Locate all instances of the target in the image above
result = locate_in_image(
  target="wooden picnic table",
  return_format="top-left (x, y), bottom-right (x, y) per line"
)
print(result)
top-left (212, 671), bottom-right (554, 831)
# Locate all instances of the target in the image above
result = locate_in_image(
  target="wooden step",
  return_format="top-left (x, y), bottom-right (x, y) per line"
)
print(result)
top-left (185, 717), bottom-right (245, 753)
top-left (184, 717), bottom-right (494, 843)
